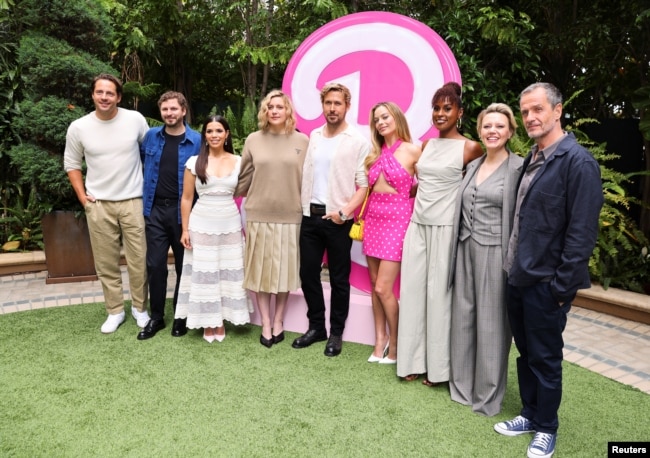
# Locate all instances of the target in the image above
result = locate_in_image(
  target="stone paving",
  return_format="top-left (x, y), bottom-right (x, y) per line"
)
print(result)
top-left (1, 268), bottom-right (649, 394)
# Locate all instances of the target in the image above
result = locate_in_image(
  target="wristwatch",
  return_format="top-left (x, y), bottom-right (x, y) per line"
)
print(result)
top-left (339, 210), bottom-right (351, 221)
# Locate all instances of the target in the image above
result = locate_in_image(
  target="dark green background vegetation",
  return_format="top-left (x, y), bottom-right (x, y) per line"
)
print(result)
top-left (0, 0), bottom-right (648, 291)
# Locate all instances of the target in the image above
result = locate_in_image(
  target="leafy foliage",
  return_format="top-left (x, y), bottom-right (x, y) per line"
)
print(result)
top-left (17, 0), bottom-right (112, 57)
top-left (569, 120), bottom-right (650, 292)
top-left (122, 80), bottom-right (162, 109)
top-left (13, 96), bottom-right (86, 150)
top-left (18, 33), bottom-right (115, 108)
top-left (427, 4), bottom-right (539, 135)
top-left (0, 67), bottom-right (18, 154)
top-left (0, 184), bottom-right (50, 251)
top-left (0, 5), bottom-right (19, 156)
top-left (223, 99), bottom-right (258, 154)
top-left (6, 143), bottom-right (82, 211)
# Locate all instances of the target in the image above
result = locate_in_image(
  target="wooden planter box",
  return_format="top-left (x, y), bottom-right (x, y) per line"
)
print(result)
top-left (0, 251), bottom-right (46, 276)
top-left (574, 284), bottom-right (650, 325)
top-left (41, 211), bottom-right (98, 284)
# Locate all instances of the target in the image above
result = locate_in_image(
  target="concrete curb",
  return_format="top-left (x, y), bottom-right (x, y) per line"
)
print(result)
top-left (1, 251), bottom-right (648, 324)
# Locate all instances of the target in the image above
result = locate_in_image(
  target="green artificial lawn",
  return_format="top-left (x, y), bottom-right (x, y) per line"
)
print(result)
top-left (1, 301), bottom-right (648, 457)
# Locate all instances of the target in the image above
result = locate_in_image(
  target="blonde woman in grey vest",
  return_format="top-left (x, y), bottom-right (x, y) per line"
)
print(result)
top-left (448, 103), bottom-right (524, 416)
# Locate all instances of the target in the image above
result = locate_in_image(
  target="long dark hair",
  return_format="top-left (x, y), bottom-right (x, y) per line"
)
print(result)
top-left (195, 115), bottom-right (233, 184)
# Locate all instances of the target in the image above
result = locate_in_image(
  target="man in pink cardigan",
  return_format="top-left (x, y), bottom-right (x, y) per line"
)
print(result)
top-left (292, 83), bottom-right (370, 356)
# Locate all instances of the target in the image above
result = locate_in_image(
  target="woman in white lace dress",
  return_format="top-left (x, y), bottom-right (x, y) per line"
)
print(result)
top-left (175, 115), bottom-right (253, 343)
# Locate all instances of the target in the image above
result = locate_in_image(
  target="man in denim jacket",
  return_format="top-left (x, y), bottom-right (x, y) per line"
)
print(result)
top-left (138, 91), bottom-right (201, 340)
top-left (495, 83), bottom-right (603, 458)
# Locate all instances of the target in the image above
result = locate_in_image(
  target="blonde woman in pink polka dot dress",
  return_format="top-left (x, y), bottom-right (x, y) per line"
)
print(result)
top-left (364, 102), bottom-right (421, 364)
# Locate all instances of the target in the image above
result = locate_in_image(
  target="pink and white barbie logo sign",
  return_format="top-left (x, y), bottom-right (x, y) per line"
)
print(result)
top-left (282, 11), bottom-right (461, 141)
top-left (282, 12), bottom-right (460, 293)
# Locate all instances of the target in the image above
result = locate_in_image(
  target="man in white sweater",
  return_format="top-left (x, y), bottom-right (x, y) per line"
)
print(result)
top-left (64, 73), bottom-right (150, 334)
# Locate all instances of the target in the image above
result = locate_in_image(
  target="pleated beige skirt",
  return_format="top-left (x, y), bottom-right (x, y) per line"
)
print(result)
top-left (243, 221), bottom-right (301, 293)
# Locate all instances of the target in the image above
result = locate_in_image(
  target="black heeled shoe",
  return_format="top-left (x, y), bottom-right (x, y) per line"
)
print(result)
top-left (272, 331), bottom-right (285, 344)
top-left (260, 334), bottom-right (274, 348)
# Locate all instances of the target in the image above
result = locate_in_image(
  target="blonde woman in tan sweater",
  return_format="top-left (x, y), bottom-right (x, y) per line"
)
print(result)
top-left (235, 90), bottom-right (309, 348)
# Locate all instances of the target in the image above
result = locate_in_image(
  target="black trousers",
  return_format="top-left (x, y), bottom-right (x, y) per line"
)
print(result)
top-left (145, 203), bottom-right (184, 321)
top-left (299, 214), bottom-right (353, 336)
top-left (507, 282), bottom-right (571, 434)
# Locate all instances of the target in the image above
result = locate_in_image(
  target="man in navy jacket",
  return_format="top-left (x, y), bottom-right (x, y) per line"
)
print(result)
top-left (494, 83), bottom-right (603, 458)
top-left (138, 91), bottom-right (201, 340)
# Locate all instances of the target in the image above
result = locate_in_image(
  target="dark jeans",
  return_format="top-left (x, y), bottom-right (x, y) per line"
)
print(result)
top-left (507, 282), bottom-right (571, 434)
top-left (299, 214), bottom-right (353, 336)
top-left (145, 203), bottom-right (184, 321)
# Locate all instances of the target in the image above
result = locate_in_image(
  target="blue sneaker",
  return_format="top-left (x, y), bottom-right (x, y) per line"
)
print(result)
top-left (527, 432), bottom-right (557, 458)
top-left (494, 415), bottom-right (535, 436)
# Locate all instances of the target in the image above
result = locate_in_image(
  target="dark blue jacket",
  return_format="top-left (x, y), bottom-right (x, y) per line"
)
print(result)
top-left (508, 132), bottom-right (603, 303)
top-left (140, 123), bottom-right (201, 222)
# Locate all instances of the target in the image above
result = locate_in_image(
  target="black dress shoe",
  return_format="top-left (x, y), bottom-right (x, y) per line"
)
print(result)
top-left (137, 319), bottom-right (166, 340)
top-left (272, 331), bottom-right (285, 345)
top-left (260, 334), bottom-right (274, 348)
top-left (171, 318), bottom-right (187, 337)
top-left (324, 335), bottom-right (343, 357)
top-left (291, 329), bottom-right (327, 349)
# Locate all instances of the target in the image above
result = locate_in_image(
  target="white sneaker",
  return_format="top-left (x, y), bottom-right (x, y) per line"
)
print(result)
top-left (101, 311), bottom-right (125, 334)
top-left (131, 308), bottom-right (150, 328)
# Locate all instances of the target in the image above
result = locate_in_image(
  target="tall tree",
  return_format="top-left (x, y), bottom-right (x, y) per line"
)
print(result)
top-left (226, 0), bottom-right (347, 103)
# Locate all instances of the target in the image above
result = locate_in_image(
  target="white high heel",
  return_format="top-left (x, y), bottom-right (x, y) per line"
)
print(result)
top-left (203, 332), bottom-right (215, 343)
top-left (367, 341), bottom-right (389, 363)
top-left (214, 326), bottom-right (226, 342)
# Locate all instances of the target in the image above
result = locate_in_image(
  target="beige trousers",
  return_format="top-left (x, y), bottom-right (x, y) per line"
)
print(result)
top-left (397, 223), bottom-right (453, 382)
top-left (85, 198), bottom-right (148, 315)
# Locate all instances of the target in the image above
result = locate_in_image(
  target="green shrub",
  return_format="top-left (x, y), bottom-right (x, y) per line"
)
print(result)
top-left (18, 0), bottom-right (112, 57)
top-left (18, 33), bottom-right (115, 108)
top-left (6, 143), bottom-right (81, 211)
top-left (13, 96), bottom-right (85, 150)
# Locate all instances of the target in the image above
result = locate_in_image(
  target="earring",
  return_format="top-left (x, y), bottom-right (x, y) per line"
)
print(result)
top-left (205, 141), bottom-right (208, 146)
top-left (456, 118), bottom-right (462, 130)
top-left (225, 139), bottom-right (228, 146)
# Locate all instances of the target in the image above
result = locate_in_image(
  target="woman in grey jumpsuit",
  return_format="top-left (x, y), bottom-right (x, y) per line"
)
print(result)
top-left (448, 103), bottom-right (524, 416)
